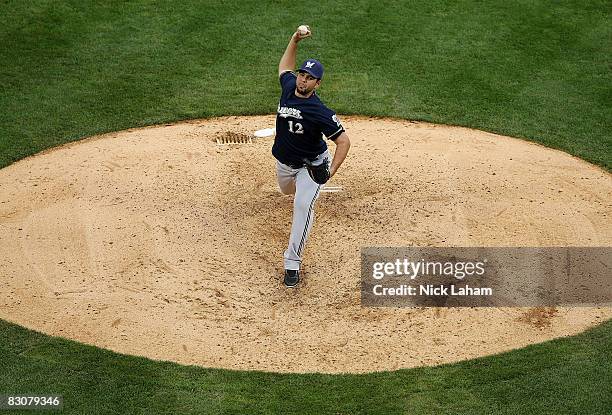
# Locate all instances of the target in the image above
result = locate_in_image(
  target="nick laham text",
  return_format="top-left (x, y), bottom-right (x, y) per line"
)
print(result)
top-left (373, 284), bottom-right (493, 296)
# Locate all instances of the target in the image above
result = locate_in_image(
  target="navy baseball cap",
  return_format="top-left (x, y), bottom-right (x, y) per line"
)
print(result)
top-left (298, 59), bottom-right (324, 79)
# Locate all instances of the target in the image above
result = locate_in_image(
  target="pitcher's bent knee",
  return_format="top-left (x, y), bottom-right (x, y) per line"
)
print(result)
top-left (279, 182), bottom-right (296, 195)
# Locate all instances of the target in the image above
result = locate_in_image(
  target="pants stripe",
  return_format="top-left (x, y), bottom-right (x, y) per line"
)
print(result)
top-left (297, 185), bottom-right (320, 257)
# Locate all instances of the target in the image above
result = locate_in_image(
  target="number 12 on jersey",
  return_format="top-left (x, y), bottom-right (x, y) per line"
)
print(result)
top-left (288, 121), bottom-right (304, 134)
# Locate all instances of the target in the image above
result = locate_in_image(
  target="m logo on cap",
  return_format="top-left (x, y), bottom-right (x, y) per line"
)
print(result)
top-left (299, 59), bottom-right (324, 79)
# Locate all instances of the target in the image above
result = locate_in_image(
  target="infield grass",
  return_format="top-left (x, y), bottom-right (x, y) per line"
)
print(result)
top-left (0, 319), bottom-right (611, 414)
top-left (0, 0), bottom-right (610, 169)
top-left (0, 0), bottom-right (611, 414)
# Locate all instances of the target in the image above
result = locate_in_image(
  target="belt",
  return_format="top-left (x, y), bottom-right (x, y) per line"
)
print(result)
top-left (278, 159), bottom-right (307, 169)
top-left (286, 162), bottom-right (306, 169)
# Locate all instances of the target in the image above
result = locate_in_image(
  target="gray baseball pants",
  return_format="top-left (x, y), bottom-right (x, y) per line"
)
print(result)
top-left (276, 150), bottom-right (330, 271)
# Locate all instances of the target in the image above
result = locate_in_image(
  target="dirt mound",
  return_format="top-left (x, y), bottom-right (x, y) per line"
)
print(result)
top-left (0, 115), bottom-right (610, 373)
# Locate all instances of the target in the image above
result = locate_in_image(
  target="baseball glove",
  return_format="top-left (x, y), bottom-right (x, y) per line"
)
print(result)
top-left (305, 157), bottom-right (330, 185)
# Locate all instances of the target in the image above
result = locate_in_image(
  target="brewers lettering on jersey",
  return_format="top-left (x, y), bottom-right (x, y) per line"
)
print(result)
top-left (274, 26), bottom-right (351, 288)
top-left (273, 72), bottom-right (344, 167)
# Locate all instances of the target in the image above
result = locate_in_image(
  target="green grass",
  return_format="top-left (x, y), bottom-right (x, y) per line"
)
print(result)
top-left (0, 318), bottom-right (611, 414)
top-left (0, 0), bottom-right (611, 413)
top-left (0, 0), bottom-right (610, 168)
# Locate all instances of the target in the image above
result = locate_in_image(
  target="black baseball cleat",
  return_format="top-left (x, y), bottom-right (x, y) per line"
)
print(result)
top-left (283, 269), bottom-right (300, 287)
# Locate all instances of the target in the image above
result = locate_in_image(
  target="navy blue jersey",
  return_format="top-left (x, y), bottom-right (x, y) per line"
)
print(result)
top-left (273, 71), bottom-right (344, 166)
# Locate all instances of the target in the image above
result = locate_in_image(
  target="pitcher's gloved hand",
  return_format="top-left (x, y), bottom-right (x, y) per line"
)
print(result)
top-left (304, 157), bottom-right (331, 185)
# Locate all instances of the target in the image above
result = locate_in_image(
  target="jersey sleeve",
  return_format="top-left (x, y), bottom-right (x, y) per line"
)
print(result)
top-left (279, 71), bottom-right (296, 92)
top-left (318, 108), bottom-right (345, 141)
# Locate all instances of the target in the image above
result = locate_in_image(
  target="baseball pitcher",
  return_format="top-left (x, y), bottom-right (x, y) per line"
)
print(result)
top-left (274, 25), bottom-right (351, 287)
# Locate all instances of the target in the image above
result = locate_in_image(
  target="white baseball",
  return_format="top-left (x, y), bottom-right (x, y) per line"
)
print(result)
top-left (297, 25), bottom-right (310, 35)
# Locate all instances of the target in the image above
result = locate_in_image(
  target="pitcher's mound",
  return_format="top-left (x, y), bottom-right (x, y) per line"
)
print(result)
top-left (0, 115), bottom-right (610, 373)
